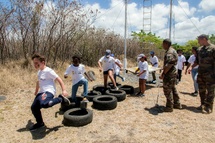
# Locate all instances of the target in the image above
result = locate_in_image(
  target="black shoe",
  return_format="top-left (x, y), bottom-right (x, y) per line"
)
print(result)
top-left (29, 122), bottom-right (45, 131)
top-left (191, 91), bottom-right (198, 96)
top-left (163, 107), bottom-right (173, 112)
top-left (59, 94), bottom-right (70, 106)
top-left (196, 105), bottom-right (202, 110)
top-left (173, 104), bottom-right (182, 109)
top-left (135, 91), bottom-right (141, 96)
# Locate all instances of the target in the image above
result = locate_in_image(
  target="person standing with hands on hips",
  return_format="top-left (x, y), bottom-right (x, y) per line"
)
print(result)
top-left (159, 39), bottom-right (182, 112)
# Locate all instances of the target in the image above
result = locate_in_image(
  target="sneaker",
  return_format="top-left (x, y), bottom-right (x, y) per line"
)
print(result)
top-left (152, 80), bottom-right (156, 84)
top-left (82, 97), bottom-right (89, 103)
top-left (122, 77), bottom-right (125, 82)
top-left (59, 94), bottom-right (70, 106)
top-left (135, 91), bottom-right (141, 96)
top-left (139, 93), bottom-right (145, 97)
top-left (29, 122), bottom-right (45, 131)
top-left (191, 91), bottom-right (198, 96)
top-left (114, 86), bottom-right (119, 90)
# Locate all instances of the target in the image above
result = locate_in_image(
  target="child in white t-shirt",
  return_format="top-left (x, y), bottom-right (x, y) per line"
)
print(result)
top-left (30, 53), bottom-right (70, 131)
top-left (135, 54), bottom-right (149, 96)
top-left (98, 49), bottom-right (120, 90)
top-left (177, 49), bottom-right (186, 82)
top-left (110, 54), bottom-right (125, 82)
top-left (185, 46), bottom-right (199, 96)
top-left (149, 51), bottom-right (159, 83)
top-left (64, 55), bottom-right (92, 104)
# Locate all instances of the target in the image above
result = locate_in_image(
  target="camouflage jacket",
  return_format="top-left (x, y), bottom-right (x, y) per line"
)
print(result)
top-left (196, 44), bottom-right (215, 83)
top-left (163, 46), bottom-right (178, 77)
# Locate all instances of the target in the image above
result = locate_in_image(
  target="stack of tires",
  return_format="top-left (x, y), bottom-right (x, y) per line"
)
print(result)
top-left (61, 82), bottom-right (134, 127)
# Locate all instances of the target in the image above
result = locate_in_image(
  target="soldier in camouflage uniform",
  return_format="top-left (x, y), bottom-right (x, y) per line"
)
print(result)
top-left (193, 34), bottom-right (215, 114)
top-left (159, 39), bottom-right (182, 112)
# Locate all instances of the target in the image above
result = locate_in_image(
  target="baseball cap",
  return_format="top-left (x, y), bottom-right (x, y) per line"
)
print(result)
top-left (105, 49), bottom-right (111, 57)
top-left (137, 54), bottom-right (146, 60)
top-left (198, 34), bottom-right (208, 40)
top-left (150, 51), bottom-right (154, 55)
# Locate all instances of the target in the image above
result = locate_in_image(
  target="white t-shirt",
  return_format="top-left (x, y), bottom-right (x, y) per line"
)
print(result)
top-left (38, 67), bottom-right (58, 95)
top-left (150, 56), bottom-right (159, 68)
top-left (188, 54), bottom-right (199, 69)
top-left (113, 59), bottom-right (122, 74)
top-left (177, 55), bottom-right (186, 70)
top-left (64, 64), bottom-right (86, 85)
top-left (138, 61), bottom-right (149, 80)
top-left (99, 56), bottom-right (115, 71)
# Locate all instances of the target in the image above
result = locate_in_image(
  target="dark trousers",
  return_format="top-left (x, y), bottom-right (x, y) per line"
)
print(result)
top-left (114, 73), bottom-right (124, 82)
top-left (177, 69), bottom-right (182, 81)
top-left (31, 92), bottom-right (61, 124)
top-left (152, 71), bottom-right (156, 81)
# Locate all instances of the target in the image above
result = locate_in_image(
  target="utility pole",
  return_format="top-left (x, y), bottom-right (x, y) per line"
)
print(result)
top-left (123, 0), bottom-right (127, 76)
top-left (169, 0), bottom-right (173, 40)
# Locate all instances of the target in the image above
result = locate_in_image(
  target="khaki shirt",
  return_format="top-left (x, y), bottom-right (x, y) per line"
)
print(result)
top-left (196, 44), bottom-right (215, 83)
top-left (163, 46), bottom-right (178, 77)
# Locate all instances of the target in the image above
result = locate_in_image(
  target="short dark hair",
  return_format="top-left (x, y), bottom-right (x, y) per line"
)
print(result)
top-left (198, 34), bottom-right (208, 40)
top-left (163, 39), bottom-right (172, 47)
top-left (31, 53), bottom-right (45, 62)
top-left (72, 55), bottom-right (81, 62)
top-left (192, 46), bottom-right (198, 52)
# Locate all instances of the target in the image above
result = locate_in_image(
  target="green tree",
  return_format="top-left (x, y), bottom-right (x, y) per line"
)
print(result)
top-left (209, 34), bottom-right (215, 44)
top-left (131, 30), bottom-right (163, 49)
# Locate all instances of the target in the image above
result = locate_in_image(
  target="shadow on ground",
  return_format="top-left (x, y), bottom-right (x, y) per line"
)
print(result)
top-left (180, 91), bottom-right (198, 97)
top-left (182, 104), bottom-right (202, 113)
top-left (17, 120), bottom-right (63, 140)
top-left (144, 105), bottom-right (165, 115)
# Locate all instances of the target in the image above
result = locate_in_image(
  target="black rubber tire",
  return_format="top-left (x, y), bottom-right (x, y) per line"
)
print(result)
top-left (105, 89), bottom-right (126, 102)
top-left (107, 82), bottom-right (122, 89)
top-left (59, 96), bottom-right (84, 112)
top-left (119, 85), bottom-right (134, 94)
top-left (63, 108), bottom-right (93, 127)
top-left (86, 90), bottom-right (102, 102)
top-left (93, 95), bottom-right (117, 110)
top-left (93, 85), bottom-right (110, 95)
top-left (87, 70), bottom-right (96, 81)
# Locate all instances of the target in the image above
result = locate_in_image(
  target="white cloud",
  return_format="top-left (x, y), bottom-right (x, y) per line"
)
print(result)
top-left (199, 0), bottom-right (215, 12)
top-left (84, 0), bottom-right (214, 44)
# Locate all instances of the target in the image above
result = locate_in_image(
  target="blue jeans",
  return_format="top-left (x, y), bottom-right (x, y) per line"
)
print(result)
top-left (72, 78), bottom-right (88, 103)
top-left (191, 68), bottom-right (198, 92)
top-left (31, 92), bottom-right (62, 124)
top-left (114, 73), bottom-right (124, 82)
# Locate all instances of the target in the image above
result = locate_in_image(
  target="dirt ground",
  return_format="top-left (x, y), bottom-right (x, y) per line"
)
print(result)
top-left (0, 69), bottom-right (214, 143)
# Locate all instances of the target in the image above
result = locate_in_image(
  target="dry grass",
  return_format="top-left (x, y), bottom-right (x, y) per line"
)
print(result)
top-left (0, 60), bottom-right (215, 143)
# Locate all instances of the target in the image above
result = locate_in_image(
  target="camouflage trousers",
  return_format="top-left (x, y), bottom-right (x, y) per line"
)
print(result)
top-left (198, 82), bottom-right (215, 107)
top-left (163, 77), bottom-right (180, 108)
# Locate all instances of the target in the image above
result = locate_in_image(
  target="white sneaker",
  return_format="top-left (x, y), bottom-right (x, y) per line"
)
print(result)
top-left (82, 97), bottom-right (89, 103)
top-left (115, 87), bottom-right (119, 90)
top-left (122, 77), bottom-right (125, 82)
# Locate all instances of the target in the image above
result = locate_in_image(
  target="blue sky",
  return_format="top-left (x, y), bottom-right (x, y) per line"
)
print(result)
top-left (82, 0), bottom-right (215, 44)
top-left (1, 0), bottom-right (215, 44)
